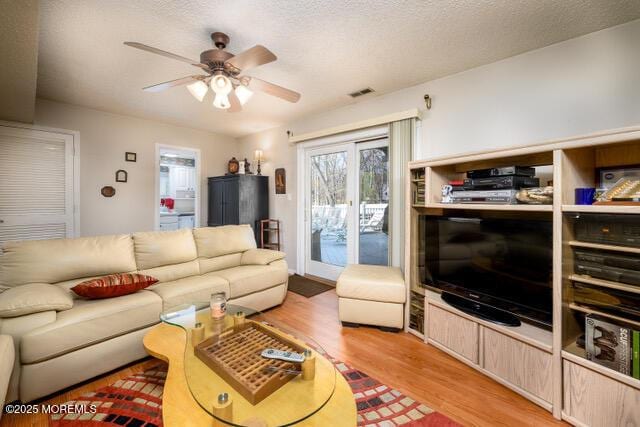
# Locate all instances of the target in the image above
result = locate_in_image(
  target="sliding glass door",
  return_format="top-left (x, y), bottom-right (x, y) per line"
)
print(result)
top-left (305, 138), bottom-right (389, 281)
top-left (357, 140), bottom-right (389, 266)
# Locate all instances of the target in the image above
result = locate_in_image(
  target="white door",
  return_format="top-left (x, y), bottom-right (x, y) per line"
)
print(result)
top-left (0, 125), bottom-right (76, 246)
top-left (305, 143), bottom-right (356, 280)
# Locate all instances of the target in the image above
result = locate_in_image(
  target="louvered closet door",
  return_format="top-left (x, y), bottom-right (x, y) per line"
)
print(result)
top-left (0, 126), bottom-right (75, 247)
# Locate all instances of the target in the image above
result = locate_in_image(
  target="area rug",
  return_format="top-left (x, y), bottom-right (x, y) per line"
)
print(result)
top-left (287, 274), bottom-right (334, 298)
top-left (50, 359), bottom-right (459, 427)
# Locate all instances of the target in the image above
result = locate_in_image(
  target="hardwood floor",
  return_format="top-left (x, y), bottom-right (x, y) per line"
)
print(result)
top-left (1, 290), bottom-right (566, 427)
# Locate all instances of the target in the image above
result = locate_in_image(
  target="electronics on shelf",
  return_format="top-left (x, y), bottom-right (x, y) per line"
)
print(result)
top-left (466, 166), bottom-right (536, 178)
top-left (462, 175), bottom-right (540, 190)
top-left (574, 214), bottom-right (640, 248)
top-left (443, 165), bottom-right (550, 205)
top-left (449, 189), bottom-right (518, 204)
top-left (574, 249), bottom-right (640, 286)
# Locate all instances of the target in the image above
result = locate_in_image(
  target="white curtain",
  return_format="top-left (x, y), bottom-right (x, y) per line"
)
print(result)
top-left (389, 118), bottom-right (415, 269)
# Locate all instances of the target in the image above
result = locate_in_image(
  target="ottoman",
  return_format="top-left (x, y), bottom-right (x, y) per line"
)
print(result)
top-left (336, 264), bottom-right (406, 331)
top-left (0, 335), bottom-right (14, 420)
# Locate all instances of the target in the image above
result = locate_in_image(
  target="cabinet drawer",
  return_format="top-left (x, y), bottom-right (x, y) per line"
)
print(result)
top-left (482, 327), bottom-right (552, 403)
top-left (428, 305), bottom-right (478, 364)
top-left (564, 360), bottom-right (640, 427)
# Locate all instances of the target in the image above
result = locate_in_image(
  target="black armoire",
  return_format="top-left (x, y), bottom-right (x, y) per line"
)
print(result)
top-left (207, 175), bottom-right (268, 242)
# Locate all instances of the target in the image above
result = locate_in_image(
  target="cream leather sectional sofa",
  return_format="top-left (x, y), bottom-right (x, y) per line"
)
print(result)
top-left (0, 225), bottom-right (288, 403)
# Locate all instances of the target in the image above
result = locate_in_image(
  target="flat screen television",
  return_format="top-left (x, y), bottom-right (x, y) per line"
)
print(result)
top-left (419, 213), bottom-right (553, 329)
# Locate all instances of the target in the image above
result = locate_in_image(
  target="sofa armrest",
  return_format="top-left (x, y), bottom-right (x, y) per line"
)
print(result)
top-left (0, 335), bottom-right (14, 420)
top-left (240, 249), bottom-right (286, 266)
top-left (0, 283), bottom-right (73, 318)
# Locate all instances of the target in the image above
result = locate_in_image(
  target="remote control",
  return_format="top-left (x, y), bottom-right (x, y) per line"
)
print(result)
top-left (260, 348), bottom-right (306, 363)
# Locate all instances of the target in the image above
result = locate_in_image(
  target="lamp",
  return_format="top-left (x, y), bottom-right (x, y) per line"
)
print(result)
top-left (186, 80), bottom-right (208, 102)
top-left (211, 75), bottom-right (232, 95)
top-left (235, 85), bottom-right (253, 105)
top-left (254, 149), bottom-right (264, 175)
top-left (211, 75), bottom-right (232, 110)
top-left (213, 94), bottom-right (230, 109)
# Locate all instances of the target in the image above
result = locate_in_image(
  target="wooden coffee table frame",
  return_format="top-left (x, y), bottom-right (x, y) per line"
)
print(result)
top-left (144, 323), bottom-right (357, 426)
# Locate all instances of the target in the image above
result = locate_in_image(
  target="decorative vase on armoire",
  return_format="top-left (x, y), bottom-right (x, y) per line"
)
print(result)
top-left (207, 174), bottom-right (269, 242)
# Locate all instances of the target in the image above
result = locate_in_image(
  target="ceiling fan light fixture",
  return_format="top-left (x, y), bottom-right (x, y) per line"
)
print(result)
top-left (235, 85), bottom-right (254, 105)
top-left (213, 93), bottom-right (231, 110)
top-left (186, 80), bottom-right (208, 102)
top-left (211, 74), bottom-right (232, 95)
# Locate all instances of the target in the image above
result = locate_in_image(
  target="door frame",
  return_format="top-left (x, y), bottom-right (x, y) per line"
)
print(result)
top-left (154, 143), bottom-right (201, 231)
top-left (296, 125), bottom-right (388, 278)
top-left (0, 120), bottom-right (80, 238)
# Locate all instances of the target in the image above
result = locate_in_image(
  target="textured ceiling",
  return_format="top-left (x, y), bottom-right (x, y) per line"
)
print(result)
top-left (37, 0), bottom-right (640, 137)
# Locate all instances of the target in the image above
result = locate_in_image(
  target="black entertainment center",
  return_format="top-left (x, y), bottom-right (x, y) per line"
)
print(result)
top-left (418, 212), bottom-right (554, 330)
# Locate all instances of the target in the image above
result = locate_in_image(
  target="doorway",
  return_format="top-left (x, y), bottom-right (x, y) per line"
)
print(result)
top-left (301, 134), bottom-right (389, 281)
top-left (155, 144), bottom-right (201, 231)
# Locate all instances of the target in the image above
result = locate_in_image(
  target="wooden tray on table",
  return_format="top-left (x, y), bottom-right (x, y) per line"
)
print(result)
top-left (195, 320), bottom-right (307, 405)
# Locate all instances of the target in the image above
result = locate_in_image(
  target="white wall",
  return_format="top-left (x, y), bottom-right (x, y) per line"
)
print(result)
top-left (239, 19), bottom-right (640, 272)
top-left (239, 127), bottom-right (296, 269)
top-left (35, 99), bottom-right (238, 236)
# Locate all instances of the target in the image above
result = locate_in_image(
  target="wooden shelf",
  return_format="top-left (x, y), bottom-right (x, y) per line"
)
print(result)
top-left (562, 204), bottom-right (640, 214)
top-left (568, 240), bottom-right (640, 255)
top-left (562, 345), bottom-right (640, 391)
top-left (425, 203), bottom-right (553, 212)
top-left (568, 303), bottom-right (640, 328)
top-left (569, 274), bottom-right (640, 295)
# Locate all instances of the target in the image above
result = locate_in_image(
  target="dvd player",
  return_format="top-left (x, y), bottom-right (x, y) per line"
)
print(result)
top-left (574, 214), bottom-right (640, 248)
top-left (467, 166), bottom-right (535, 178)
top-left (462, 176), bottom-right (540, 190)
top-left (449, 189), bottom-right (518, 204)
top-left (574, 249), bottom-right (640, 286)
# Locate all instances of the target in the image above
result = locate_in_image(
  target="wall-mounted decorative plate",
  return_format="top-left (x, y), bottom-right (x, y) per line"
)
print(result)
top-left (101, 186), bottom-right (116, 197)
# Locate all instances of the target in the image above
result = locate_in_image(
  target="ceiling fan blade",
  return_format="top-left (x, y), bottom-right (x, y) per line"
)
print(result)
top-left (226, 45), bottom-right (276, 72)
top-left (124, 42), bottom-right (209, 70)
top-left (227, 91), bottom-right (243, 112)
top-left (245, 77), bottom-right (301, 103)
top-left (143, 76), bottom-right (201, 92)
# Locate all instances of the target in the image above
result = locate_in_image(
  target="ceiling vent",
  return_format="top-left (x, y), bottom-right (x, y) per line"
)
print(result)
top-left (348, 87), bottom-right (375, 98)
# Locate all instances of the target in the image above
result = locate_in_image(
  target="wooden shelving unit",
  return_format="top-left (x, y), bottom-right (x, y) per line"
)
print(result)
top-left (259, 219), bottom-right (281, 251)
top-left (405, 125), bottom-right (640, 425)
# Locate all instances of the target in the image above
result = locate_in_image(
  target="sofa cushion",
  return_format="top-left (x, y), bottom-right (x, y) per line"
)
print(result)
top-left (193, 225), bottom-right (256, 258)
top-left (198, 253), bottom-right (242, 274)
top-left (138, 260), bottom-right (200, 283)
top-left (20, 291), bottom-right (162, 364)
top-left (211, 265), bottom-right (288, 299)
top-left (0, 235), bottom-right (136, 287)
top-left (133, 229), bottom-right (197, 270)
top-left (241, 249), bottom-right (286, 266)
top-left (147, 275), bottom-right (229, 311)
top-left (0, 283), bottom-right (73, 318)
top-left (336, 264), bottom-right (406, 303)
top-left (72, 273), bottom-right (158, 299)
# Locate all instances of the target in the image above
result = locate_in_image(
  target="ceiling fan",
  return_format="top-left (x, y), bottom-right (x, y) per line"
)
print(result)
top-left (124, 32), bottom-right (301, 112)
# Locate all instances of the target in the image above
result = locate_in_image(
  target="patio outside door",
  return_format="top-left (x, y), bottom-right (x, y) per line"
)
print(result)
top-left (305, 139), bottom-right (389, 281)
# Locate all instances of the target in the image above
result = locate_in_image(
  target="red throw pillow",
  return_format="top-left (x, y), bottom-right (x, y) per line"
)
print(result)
top-left (71, 273), bottom-right (158, 299)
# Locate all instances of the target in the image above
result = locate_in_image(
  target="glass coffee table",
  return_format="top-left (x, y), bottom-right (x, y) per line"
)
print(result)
top-left (153, 302), bottom-right (352, 426)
